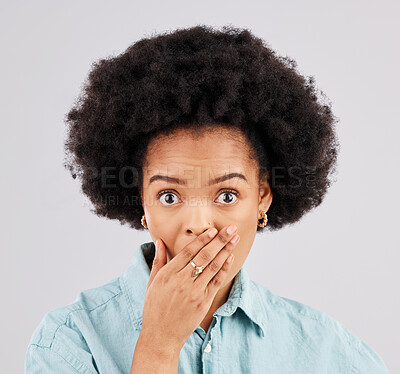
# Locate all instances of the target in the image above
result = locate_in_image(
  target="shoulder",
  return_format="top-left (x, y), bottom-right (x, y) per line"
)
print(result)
top-left (28, 276), bottom-right (122, 349)
top-left (250, 280), bottom-right (389, 373)
top-left (249, 279), bottom-right (340, 328)
top-left (26, 277), bottom-right (124, 373)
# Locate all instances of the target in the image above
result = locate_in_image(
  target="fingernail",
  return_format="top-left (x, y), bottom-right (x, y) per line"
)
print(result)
top-left (230, 234), bottom-right (240, 244)
top-left (209, 228), bottom-right (218, 238)
top-left (227, 225), bottom-right (237, 235)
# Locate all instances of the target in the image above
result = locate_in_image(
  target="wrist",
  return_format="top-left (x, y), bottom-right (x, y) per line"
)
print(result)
top-left (138, 328), bottom-right (182, 361)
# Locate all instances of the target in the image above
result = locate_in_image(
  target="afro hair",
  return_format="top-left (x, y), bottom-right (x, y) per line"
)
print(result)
top-left (63, 24), bottom-right (340, 232)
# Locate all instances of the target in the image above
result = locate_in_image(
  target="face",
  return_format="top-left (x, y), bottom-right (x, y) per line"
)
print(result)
top-left (140, 125), bottom-right (273, 282)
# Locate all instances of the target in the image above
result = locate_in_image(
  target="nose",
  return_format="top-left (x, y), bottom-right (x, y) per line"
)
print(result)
top-left (184, 205), bottom-right (213, 236)
top-left (187, 224), bottom-right (212, 236)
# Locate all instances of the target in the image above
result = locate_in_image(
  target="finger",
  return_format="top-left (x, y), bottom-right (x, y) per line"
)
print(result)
top-left (194, 233), bottom-right (239, 289)
top-left (147, 239), bottom-right (167, 288)
top-left (205, 251), bottom-right (235, 297)
top-left (182, 224), bottom-right (238, 278)
top-left (168, 227), bottom-right (219, 272)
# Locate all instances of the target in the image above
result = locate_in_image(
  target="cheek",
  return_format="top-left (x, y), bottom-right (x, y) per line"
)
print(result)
top-left (235, 229), bottom-right (254, 253)
top-left (233, 210), bottom-right (258, 258)
top-left (235, 204), bottom-right (258, 234)
top-left (145, 213), bottom-right (177, 256)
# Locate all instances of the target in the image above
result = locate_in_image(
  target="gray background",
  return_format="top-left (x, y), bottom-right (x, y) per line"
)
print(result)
top-left (1, 1), bottom-right (398, 373)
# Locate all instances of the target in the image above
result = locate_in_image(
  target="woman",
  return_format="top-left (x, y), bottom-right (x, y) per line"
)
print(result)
top-left (25, 25), bottom-right (389, 373)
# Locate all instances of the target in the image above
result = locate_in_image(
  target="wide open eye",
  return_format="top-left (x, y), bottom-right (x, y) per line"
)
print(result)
top-left (215, 190), bottom-right (239, 205)
top-left (157, 190), bottom-right (181, 206)
top-left (156, 189), bottom-right (239, 206)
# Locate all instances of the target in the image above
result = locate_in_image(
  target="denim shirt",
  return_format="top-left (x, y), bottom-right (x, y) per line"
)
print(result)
top-left (25, 241), bottom-right (389, 373)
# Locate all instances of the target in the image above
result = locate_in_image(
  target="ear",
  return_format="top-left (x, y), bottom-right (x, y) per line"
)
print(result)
top-left (258, 171), bottom-right (273, 213)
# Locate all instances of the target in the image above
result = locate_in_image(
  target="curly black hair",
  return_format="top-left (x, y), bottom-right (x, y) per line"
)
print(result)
top-left (63, 24), bottom-right (339, 232)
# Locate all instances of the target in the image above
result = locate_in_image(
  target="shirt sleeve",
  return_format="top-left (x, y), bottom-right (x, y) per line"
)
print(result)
top-left (25, 344), bottom-right (98, 374)
top-left (353, 339), bottom-right (390, 374)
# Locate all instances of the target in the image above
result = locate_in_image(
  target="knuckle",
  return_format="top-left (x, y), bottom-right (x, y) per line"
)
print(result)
top-left (215, 232), bottom-right (228, 245)
top-left (208, 260), bottom-right (220, 273)
top-left (188, 290), bottom-right (200, 304)
top-left (195, 301), bottom-right (204, 311)
top-left (176, 284), bottom-right (185, 294)
top-left (198, 250), bottom-right (210, 264)
top-left (181, 246), bottom-right (193, 261)
top-left (191, 289), bottom-right (203, 303)
top-left (211, 275), bottom-right (222, 288)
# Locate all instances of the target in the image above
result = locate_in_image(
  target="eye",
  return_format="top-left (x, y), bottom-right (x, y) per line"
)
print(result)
top-left (157, 190), bottom-right (181, 206)
top-left (215, 189), bottom-right (239, 205)
top-left (156, 189), bottom-right (239, 206)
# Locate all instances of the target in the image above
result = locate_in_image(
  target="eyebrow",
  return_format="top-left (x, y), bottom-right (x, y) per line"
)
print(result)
top-left (148, 172), bottom-right (248, 186)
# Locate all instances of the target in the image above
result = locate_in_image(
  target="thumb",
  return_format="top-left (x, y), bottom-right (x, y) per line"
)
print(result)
top-left (148, 239), bottom-right (167, 286)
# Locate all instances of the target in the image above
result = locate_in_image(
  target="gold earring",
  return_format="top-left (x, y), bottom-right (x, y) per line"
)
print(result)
top-left (141, 214), bottom-right (148, 229)
top-left (257, 211), bottom-right (268, 227)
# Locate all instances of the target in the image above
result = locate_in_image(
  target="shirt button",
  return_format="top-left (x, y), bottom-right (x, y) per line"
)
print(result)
top-left (204, 343), bottom-right (212, 353)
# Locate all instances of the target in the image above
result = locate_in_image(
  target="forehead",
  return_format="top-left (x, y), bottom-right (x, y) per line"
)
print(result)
top-left (143, 127), bottom-right (256, 178)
